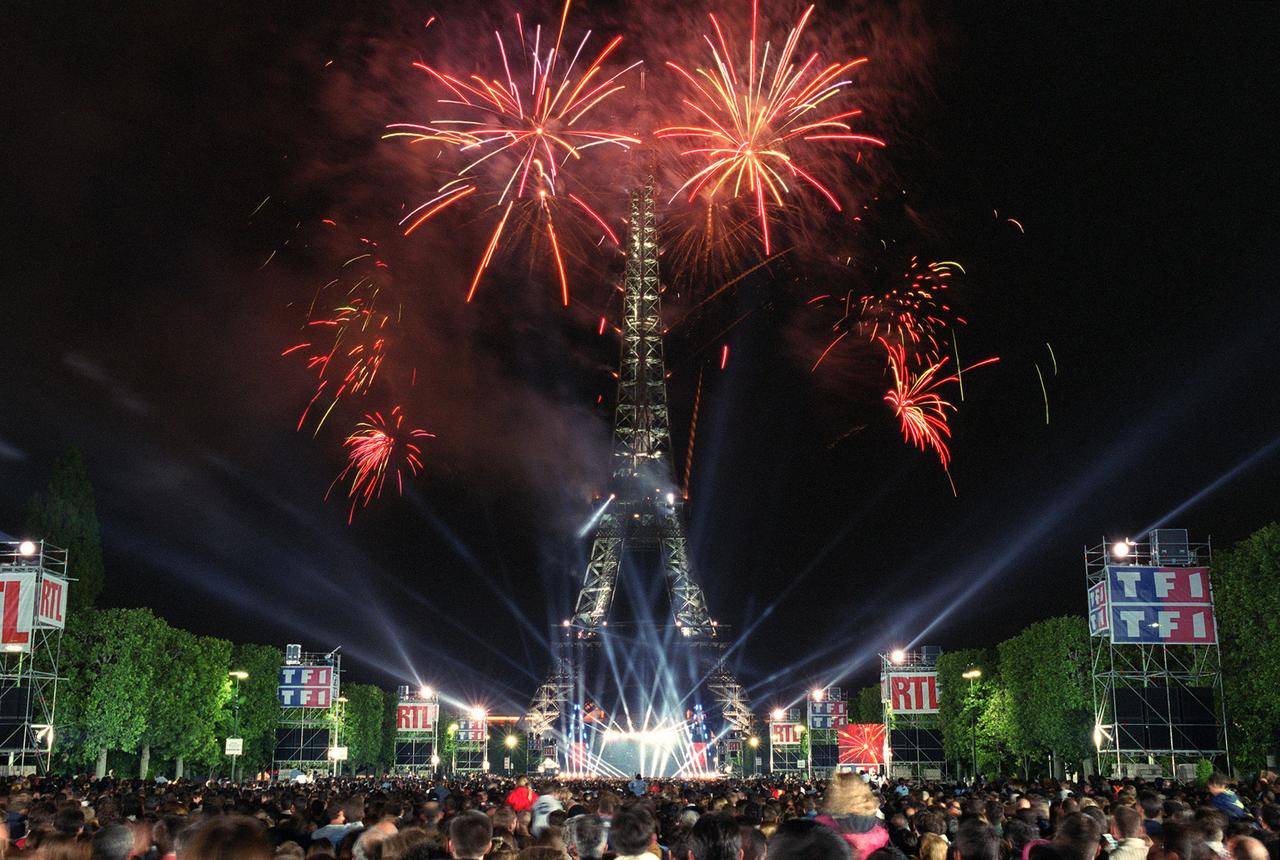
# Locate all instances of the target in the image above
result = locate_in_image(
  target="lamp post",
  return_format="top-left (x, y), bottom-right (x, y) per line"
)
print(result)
top-left (748, 736), bottom-right (760, 776)
top-left (962, 668), bottom-right (982, 783)
top-left (334, 696), bottom-right (348, 777)
top-left (504, 733), bottom-right (518, 775)
top-left (228, 671), bottom-right (248, 783)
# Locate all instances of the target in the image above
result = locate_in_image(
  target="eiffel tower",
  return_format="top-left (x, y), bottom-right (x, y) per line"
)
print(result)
top-left (524, 178), bottom-right (752, 760)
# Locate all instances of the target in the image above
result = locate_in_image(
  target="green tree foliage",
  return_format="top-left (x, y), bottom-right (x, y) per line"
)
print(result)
top-left (66, 608), bottom-right (168, 773)
top-left (147, 629), bottom-right (232, 775)
top-left (851, 685), bottom-right (882, 724)
top-left (226, 643), bottom-right (284, 774)
top-left (935, 649), bottom-right (995, 764)
top-left (25, 448), bottom-right (105, 611)
top-left (975, 685), bottom-right (1021, 775)
top-left (382, 692), bottom-right (399, 772)
top-left (997, 616), bottom-right (1092, 766)
top-left (343, 684), bottom-right (388, 774)
top-left (1213, 523), bottom-right (1280, 767)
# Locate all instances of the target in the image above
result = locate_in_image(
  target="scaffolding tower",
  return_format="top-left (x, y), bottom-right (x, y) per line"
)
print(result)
top-left (882, 647), bottom-right (945, 779)
top-left (273, 645), bottom-right (341, 777)
top-left (0, 540), bottom-right (69, 775)
top-left (1086, 531), bottom-right (1228, 778)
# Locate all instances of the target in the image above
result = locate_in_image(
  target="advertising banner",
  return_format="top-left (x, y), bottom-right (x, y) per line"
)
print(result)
top-left (1105, 566), bottom-right (1216, 644)
top-left (0, 574), bottom-right (36, 652)
top-left (396, 702), bottom-right (439, 732)
top-left (809, 700), bottom-right (848, 728)
top-left (838, 723), bottom-right (886, 766)
top-left (277, 666), bottom-right (333, 708)
top-left (1087, 580), bottom-right (1110, 635)
top-left (770, 722), bottom-right (803, 747)
top-left (456, 719), bottom-right (487, 743)
top-left (885, 673), bottom-right (940, 713)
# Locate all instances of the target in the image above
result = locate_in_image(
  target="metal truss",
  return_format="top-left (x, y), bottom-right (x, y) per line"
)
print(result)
top-left (273, 649), bottom-right (340, 775)
top-left (707, 660), bottom-right (754, 735)
top-left (1085, 537), bottom-right (1229, 777)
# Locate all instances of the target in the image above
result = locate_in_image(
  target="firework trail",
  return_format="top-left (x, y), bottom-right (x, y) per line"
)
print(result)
top-left (283, 244), bottom-right (399, 434)
top-left (386, 1), bottom-right (640, 305)
top-left (657, 1), bottom-right (885, 256)
top-left (329, 407), bottom-right (434, 523)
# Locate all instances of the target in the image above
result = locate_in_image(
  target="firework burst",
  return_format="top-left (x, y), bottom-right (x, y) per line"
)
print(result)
top-left (657, 1), bottom-right (885, 256)
top-left (386, 1), bottom-right (640, 305)
top-left (329, 407), bottom-right (434, 523)
top-left (882, 338), bottom-right (958, 469)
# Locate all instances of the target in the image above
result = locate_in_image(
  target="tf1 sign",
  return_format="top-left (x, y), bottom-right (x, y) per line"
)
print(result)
top-left (884, 673), bottom-right (940, 713)
top-left (1104, 566), bottom-right (1217, 645)
top-left (277, 666), bottom-right (333, 708)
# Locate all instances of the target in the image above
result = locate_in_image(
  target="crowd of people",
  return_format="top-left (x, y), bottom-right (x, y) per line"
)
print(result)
top-left (1, 770), bottom-right (1278, 860)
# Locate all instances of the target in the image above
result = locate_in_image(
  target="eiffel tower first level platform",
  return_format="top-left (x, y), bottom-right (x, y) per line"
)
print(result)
top-left (524, 180), bottom-right (752, 769)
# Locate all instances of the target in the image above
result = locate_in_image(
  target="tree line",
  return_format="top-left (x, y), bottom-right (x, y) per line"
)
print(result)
top-left (18, 450), bottom-right (1280, 777)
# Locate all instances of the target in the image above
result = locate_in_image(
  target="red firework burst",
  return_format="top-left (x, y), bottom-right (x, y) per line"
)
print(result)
top-left (386, 1), bottom-right (639, 305)
top-left (329, 407), bottom-right (434, 523)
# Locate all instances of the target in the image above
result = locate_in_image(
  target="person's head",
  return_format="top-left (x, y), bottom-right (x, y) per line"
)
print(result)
top-left (1193, 808), bottom-right (1227, 844)
top-left (448, 810), bottom-right (493, 860)
top-left (739, 825), bottom-right (767, 860)
top-left (1139, 791), bottom-right (1163, 821)
top-left (1259, 804), bottom-right (1280, 833)
top-left (494, 806), bottom-right (517, 833)
top-left (54, 804), bottom-right (86, 836)
top-left (612, 805), bottom-right (657, 855)
top-left (1207, 775), bottom-right (1231, 796)
top-left (824, 771), bottom-right (881, 817)
top-left (917, 811), bottom-right (947, 836)
top-left (767, 818), bottom-right (851, 860)
top-left (1006, 819), bottom-right (1040, 856)
top-left (90, 824), bottom-right (134, 860)
top-left (182, 815), bottom-right (273, 860)
top-left (1156, 821), bottom-right (1213, 860)
top-left (564, 815), bottom-right (607, 859)
top-left (1227, 835), bottom-right (1269, 860)
top-left (597, 793), bottom-right (617, 817)
top-left (950, 820), bottom-right (999, 860)
top-left (1052, 812), bottom-right (1103, 860)
top-left (1112, 806), bottom-right (1143, 840)
top-left (325, 800), bottom-right (346, 824)
top-left (685, 813), bottom-right (741, 860)
top-left (920, 831), bottom-right (949, 860)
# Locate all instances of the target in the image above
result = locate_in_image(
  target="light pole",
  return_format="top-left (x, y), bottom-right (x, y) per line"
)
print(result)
top-left (228, 671), bottom-right (248, 783)
top-left (334, 696), bottom-right (348, 777)
top-left (962, 668), bottom-right (982, 783)
top-left (748, 736), bottom-right (760, 776)
top-left (505, 733), bottom-right (518, 775)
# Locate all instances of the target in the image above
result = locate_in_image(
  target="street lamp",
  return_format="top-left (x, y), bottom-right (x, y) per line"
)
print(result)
top-left (228, 671), bottom-right (248, 783)
top-left (962, 668), bottom-right (982, 782)
top-left (335, 696), bottom-right (349, 777)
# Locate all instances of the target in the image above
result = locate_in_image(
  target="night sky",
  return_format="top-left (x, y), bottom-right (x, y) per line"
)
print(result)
top-left (4, 1), bottom-right (1278, 713)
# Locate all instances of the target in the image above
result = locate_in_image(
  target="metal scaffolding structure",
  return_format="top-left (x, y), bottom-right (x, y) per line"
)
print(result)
top-left (393, 685), bottom-right (440, 775)
top-left (526, 178), bottom-right (752, 765)
top-left (882, 648), bottom-right (945, 779)
top-left (273, 646), bottom-right (341, 777)
top-left (1086, 532), bottom-right (1228, 778)
top-left (0, 540), bottom-right (68, 775)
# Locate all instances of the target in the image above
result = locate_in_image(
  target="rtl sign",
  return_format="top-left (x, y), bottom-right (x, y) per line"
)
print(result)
top-left (885, 672), bottom-right (940, 713)
top-left (396, 702), bottom-right (439, 731)
top-left (770, 721), bottom-right (803, 747)
top-left (0, 573), bottom-right (69, 652)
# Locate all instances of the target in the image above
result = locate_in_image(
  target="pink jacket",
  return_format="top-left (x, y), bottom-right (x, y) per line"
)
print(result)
top-left (815, 814), bottom-right (891, 859)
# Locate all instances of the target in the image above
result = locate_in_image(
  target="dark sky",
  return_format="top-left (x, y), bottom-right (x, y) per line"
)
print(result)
top-left (4, 1), bottom-right (1278, 713)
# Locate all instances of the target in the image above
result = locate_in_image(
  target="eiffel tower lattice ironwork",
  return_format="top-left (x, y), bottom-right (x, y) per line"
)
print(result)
top-left (525, 178), bottom-right (752, 744)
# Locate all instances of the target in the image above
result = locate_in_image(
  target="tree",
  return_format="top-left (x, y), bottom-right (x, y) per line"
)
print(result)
top-left (225, 643), bottom-right (283, 776)
top-left (25, 448), bottom-right (105, 611)
top-left (65, 608), bottom-right (167, 776)
top-left (1213, 523), bottom-right (1280, 768)
top-left (974, 685), bottom-right (1022, 776)
top-left (146, 629), bottom-right (232, 777)
top-left (935, 648), bottom-right (995, 767)
top-left (851, 685), bottom-right (882, 724)
top-left (997, 615), bottom-right (1092, 772)
top-left (342, 684), bottom-right (387, 774)
top-left (382, 691), bottom-right (399, 773)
